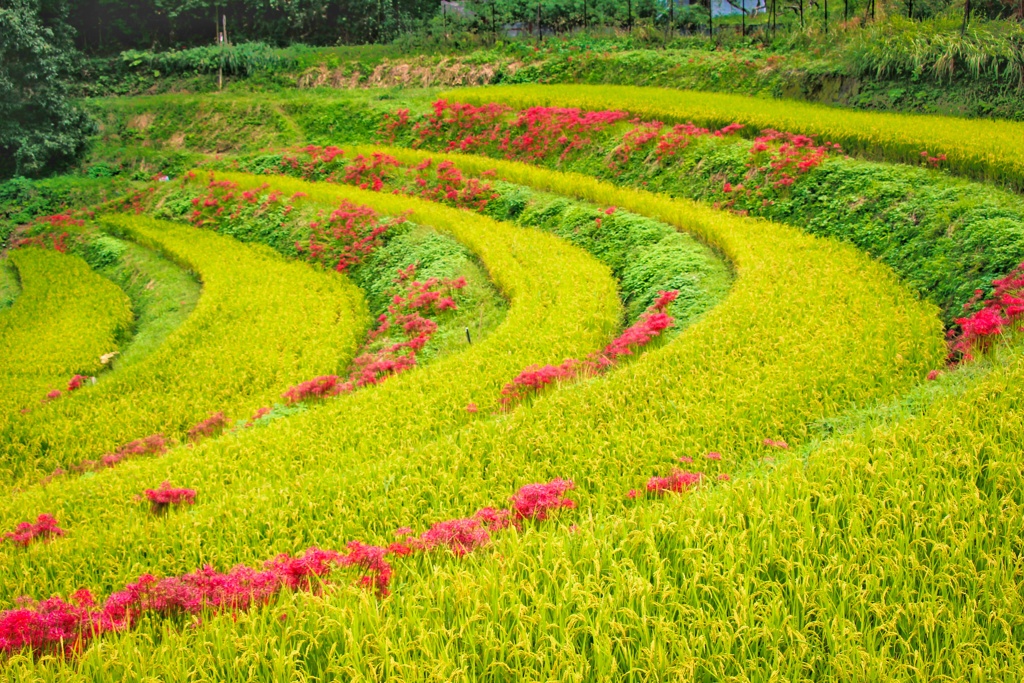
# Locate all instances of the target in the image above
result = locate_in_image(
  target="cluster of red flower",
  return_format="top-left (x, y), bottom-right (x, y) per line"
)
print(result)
top-left (399, 100), bottom-right (628, 162)
top-left (948, 261), bottom-right (1024, 361)
top-left (186, 178), bottom-right (406, 275)
top-left (40, 434), bottom-right (168, 487)
top-left (269, 147), bottom-right (499, 213)
top-left (2, 514), bottom-right (65, 548)
top-left (0, 479), bottom-right (575, 657)
top-left (144, 482), bottom-right (198, 515)
top-left (187, 412), bottom-right (228, 443)
top-left (499, 290), bottom-right (679, 407)
top-left (282, 265), bottom-right (466, 405)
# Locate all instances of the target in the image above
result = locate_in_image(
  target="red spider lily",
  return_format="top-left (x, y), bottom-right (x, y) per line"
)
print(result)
top-left (927, 369), bottom-right (942, 381)
top-left (282, 376), bottom-right (341, 404)
top-left (187, 412), bottom-right (227, 442)
top-left (947, 261), bottom-right (1024, 361)
top-left (645, 469), bottom-right (703, 496)
top-left (0, 480), bottom-right (576, 657)
top-left (3, 514), bottom-right (65, 547)
top-left (144, 482), bottom-right (197, 514)
top-left (510, 479), bottom-right (576, 521)
top-left (247, 406), bottom-right (272, 426)
top-left (500, 290), bottom-right (680, 407)
top-left (0, 589), bottom-right (98, 657)
top-left (337, 542), bottom-right (393, 596)
top-left (67, 375), bottom-right (89, 392)
top-left (64, 433), bottom-right (170, 475)
top-left (763, 438), bottom-right (790, 449)
top-left (414, 518), bottom-right (493, 556)
top-left (393, 100), bottom-right (625, 163)
top-left (705, 452), bottom-right (722, 461)
top-left (920, 150), bottom-right (947, 168)
top-left (190, 178), bottom-right (405, 274)
top-left (284, 266), bottom-right (465, 406)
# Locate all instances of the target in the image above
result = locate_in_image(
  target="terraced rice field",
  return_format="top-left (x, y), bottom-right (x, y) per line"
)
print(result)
top-left (1, 84), bottom-right (1023, 681)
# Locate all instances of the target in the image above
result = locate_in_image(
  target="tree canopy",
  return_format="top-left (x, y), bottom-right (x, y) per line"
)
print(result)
top-left (0, 0), bottom-right (94, 179)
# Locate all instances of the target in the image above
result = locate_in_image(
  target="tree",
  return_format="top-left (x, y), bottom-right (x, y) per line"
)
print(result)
top-left (0, 0), bottom-right (94, 179)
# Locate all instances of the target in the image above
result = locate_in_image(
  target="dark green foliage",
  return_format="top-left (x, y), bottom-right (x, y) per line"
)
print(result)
top-left (81, 234), bottom-right (128, 269)
top-left (349, 224), bottom-right (478, 316)
top-left (484, 181), bottom-right (732, 325)
top-left (118, 42), bottom-right (294, 77)
top-left (0, 174), bottom-right (129, 246)
top-left (0, 0), bottom-right (95, 179)
top-left (67, 0), bottom-right (442, 54)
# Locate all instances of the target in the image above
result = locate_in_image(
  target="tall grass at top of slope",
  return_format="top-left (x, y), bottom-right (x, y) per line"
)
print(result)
top-left (0, 215), bottom-right (368, 486)
top-left (0, 248), bottom-right (133, 419)
top-left (0, 163), bottom-right (942, 619)
top-left (447, 84), bottom-right (1024, 191)
top-left (844, 17), bottom-right (1024, 87)
top-left (386, 98), bottom-right (1024, 325)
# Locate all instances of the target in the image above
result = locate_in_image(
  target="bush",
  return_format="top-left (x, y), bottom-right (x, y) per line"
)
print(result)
top-left (0, 0), bottom-right (95, 179)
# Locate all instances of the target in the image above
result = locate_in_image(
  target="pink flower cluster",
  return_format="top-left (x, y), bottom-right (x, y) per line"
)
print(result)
top-left (67, 374), bottom-right (89, 392)
top-left (393, 100), bottom-right (628, 163)
top-left (763, 438), bottom-right (790, 449)
top-left (41, 434), bottom-right (168, 486)
top-left (385, 102), bottom-right (851, 209)
top-left (188, 412), bottom-right (228, 442)
top-left (144, 482), bottom-right (197, 514)
top-left (0, 479), bottom-right (575, 657)
top-left (281, 376), bottom-right (341, 404)
top-left (0, 547), bottom-right (345, 657)
top-left (500, 290), bottom-right (679, 407)
top-left (186, 178), bottom-right (405, 275)
top-left (920, 149), bottom-right (948, 168)
top-left (948, 261), bottom-right (1024, 361)
top-left (268, 147), bottom-right (500, 213)
top-left (36, 374), bottom-right (91, 405)
top-left (283, 265), bottom-right (466, 405)
top-left (644, 469), bottom-right (704, 495)
top-left (3, 514), bottom-right (65, 547)
top-left (300, 199), bottom-right (400, 273)
top-left (626, 452), bottom-right (733, 500)
top-left (390, 480), bottom-right (575, 558)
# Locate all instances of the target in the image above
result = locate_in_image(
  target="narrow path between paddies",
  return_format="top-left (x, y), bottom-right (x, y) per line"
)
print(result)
top-left (85, 233), bottom-right (202, 372)
top-left (0, 176), bottom-right (621, 605)
top-left (0, 247), bottom-right (132, 421)
top-left (447, 84), bottom-right (1024, 190)
top-left (0, 215), bottom-right (368, 486)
